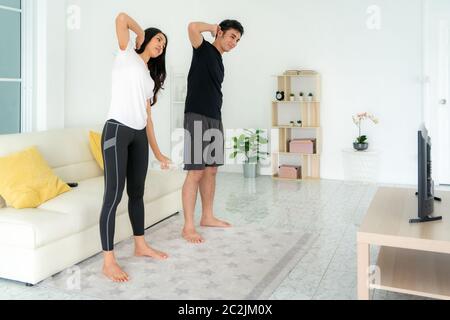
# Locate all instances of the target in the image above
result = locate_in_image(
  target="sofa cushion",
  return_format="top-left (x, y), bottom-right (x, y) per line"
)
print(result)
top-left (143, 169), bottom-right (187, 203)
top-left (0, 208), bottom-right (74, 249)
top-left (38, 177), bottom-right (108, 235)
top-left (0, 127), bottom-right (104, 183)
top-left (39, 169), bottom-right (186, 231)
top-left (0, 169), bottom-right (186, 250)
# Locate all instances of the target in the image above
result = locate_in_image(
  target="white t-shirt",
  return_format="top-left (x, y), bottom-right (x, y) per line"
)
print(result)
top-left (107, 41), bottom-right (155, 130)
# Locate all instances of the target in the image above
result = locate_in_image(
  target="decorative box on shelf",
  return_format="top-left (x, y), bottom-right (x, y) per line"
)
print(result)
top-left (289, 139), bottom-right (316, 154)
top-left (279, 165), bottom-right (302, 179)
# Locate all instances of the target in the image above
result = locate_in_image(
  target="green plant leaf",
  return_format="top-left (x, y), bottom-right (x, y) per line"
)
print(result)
top-left (229, 151), bottom-right (238, 159)
top-left (356, 135), bottom-right (368, 144)
top-left (259, 138), bottom-right (269, 144)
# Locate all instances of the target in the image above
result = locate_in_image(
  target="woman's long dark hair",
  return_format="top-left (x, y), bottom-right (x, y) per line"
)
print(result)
top-left (135, 28), bottom-right (168, 106)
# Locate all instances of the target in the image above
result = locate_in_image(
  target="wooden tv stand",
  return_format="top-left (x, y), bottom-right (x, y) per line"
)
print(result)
top-left (357, 187), bottom-right (450, 300)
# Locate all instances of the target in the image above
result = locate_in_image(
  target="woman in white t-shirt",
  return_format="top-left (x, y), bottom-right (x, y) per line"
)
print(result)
top-left (100, 12), bottom-right (172, 283)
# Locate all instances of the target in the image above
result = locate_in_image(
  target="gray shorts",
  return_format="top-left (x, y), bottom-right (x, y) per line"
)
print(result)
top-left (184, 112), bottom-right (224, 171)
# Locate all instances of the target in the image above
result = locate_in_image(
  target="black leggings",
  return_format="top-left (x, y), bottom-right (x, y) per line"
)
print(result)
top-left (99, 119), bottom-right (149, 251)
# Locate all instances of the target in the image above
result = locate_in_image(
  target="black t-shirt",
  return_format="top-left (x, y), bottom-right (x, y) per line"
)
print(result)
top-left (185, 39), bottom-right (224, 120)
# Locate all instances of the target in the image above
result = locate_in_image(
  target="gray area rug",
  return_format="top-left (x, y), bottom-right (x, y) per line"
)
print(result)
top-left (40, 215), bottom-right (313, 300)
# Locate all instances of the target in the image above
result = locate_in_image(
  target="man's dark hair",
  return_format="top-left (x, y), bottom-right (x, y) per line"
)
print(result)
top-left (219, 19), bottom-right (244, 37)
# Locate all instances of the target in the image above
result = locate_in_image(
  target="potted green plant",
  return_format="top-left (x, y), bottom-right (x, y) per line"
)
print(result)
top-left (299, 92), bottom-right (304, 102)
top-left (352, 112), bottom-right (379, 151)
top-left (289, 93), bottom-right (295, 102)
top-left (230, 129), bottom-right (270, 178)
top-left (354, 135), bottom-right (369, 151)
top-left (307, 93), bottom-right (314, 102)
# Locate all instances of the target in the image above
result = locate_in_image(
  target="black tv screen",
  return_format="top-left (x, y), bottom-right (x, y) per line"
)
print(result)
top-left (417, 126), bottom-right (434, 218)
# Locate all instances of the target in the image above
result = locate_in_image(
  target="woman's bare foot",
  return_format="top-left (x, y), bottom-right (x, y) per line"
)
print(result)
top-left (103, 262), bottom-right (129, 283)
top-left (103, 251), bottom-right (129, 282)
top-left (200, 216), bottom-right (232, 228)
top-left (182, 227), bottom-right (205, 244)
top-left (134, 236), bottom-right (168, 260)
top-left (135, 245), bottom-right (169, 260)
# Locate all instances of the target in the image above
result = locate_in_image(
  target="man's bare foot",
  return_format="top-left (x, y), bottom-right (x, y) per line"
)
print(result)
top-left (200, 216), bottom-right (232, 228)
top-left (182, 228), bottom-right (205, 244)
top-left (103, 263), bottom-right (129, 283)
top-left (135, 245), bottom-right (169, 260)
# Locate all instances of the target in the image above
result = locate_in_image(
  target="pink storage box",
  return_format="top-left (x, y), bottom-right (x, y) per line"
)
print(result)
top-left (289, 139), bottom-right (315, 154)
top-left (279, 165), bottom-right (302, 179)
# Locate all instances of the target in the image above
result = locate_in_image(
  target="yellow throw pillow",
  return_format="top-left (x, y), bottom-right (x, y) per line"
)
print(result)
top-left (0, 146), bottom-right (71, 209)
top-left (89, 131), bottom-right (104, 170)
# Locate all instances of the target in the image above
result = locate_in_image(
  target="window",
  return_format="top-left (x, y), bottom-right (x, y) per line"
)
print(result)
top-left (0, 0), bottom-right (22, 134)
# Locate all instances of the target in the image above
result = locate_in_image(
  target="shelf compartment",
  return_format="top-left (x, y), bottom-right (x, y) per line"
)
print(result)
top-left (271, 153), bottom-right (321, 180)
top-left (273, 127), bottom-right (322, 155)
top-left (275, 74), bottom-right (321, 102)
top-left (373, 247), bottom-right (450, 300)
top-left (272, 102), bottom-right (320, 127)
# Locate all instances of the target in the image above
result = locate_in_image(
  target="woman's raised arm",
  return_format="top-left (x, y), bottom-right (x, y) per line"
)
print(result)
top-left (115, 12), bottom-right (145, 50)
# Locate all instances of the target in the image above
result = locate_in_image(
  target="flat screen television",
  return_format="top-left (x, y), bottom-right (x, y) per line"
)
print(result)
top-left (410, 124), bottom-right (442, 223)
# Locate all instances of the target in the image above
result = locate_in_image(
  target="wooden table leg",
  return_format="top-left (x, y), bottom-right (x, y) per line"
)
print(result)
top-left (357, 242), bottom-right (370, 300)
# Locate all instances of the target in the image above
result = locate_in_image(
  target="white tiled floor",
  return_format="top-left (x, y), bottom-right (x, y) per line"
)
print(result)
top-left (0, 173), bottom-right (432, 300)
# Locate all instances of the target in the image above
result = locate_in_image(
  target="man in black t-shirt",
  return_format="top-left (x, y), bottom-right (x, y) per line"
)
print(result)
top-left (182, 20), bottom-right (244, 243)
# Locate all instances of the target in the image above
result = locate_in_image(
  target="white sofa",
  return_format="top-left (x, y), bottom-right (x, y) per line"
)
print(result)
top-left (0, 127), bottom-right (186, 285)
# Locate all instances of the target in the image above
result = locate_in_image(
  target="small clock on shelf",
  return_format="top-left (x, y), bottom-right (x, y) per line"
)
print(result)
top-left (276, 91), bottom-right (285, 101)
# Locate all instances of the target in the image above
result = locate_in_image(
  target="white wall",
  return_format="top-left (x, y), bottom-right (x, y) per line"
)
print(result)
top-left (34, 0), bottom-right (66, 131)
top-left (60, 0), bottom-right (424, 184)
